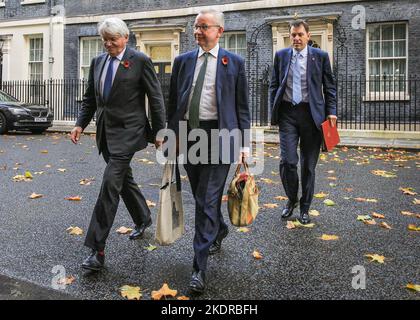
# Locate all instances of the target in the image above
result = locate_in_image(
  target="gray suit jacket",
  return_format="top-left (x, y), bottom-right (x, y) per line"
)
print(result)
top-left (76, 47), bottom-right (166, 154)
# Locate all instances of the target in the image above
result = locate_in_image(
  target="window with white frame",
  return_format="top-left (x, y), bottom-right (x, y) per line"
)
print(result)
top-left (28, 37), bottom-right (43, 81)
top-left (219, 32), bottom-right (246, 58)
top-left (367, 22), bottom-right (408, 96)
top-left (80, 37), bottom-right (104, 79)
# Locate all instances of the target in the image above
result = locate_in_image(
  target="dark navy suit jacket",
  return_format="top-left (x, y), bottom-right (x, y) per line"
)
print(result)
top-left (269, 46), bottom-right (337, 128)
top-left (167, 47), bottom-right (250, 163)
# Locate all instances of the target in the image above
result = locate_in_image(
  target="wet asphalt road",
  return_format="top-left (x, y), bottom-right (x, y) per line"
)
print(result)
top-left (0, 132), bottom-right (419, 300)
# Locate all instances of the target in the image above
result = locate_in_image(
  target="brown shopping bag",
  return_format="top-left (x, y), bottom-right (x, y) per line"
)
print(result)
top-left (227, 162), bottom-right (259, 227)
top-left (155, 160), bottom-right (185, 245)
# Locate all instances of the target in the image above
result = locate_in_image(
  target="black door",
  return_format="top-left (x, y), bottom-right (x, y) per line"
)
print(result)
top-left (153, 62), bottom-right (171, 118)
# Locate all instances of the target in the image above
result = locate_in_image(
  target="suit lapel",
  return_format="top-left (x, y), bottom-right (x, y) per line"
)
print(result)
top-left (306, 46), bottom-right (313, 89)
top-left (186, 49), bottom-right (199, 92)
top-left (95, 54), bottom-right (107, 104)
top-left (215, 47), bottom-right (226, 113)
top-left (282, 48), bottom-right (293, 84)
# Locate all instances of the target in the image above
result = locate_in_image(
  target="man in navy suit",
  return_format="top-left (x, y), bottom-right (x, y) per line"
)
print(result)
top-left (167, 9), bottom-right (250, 294)
top-left (269, 20), bottom-right (337, 225)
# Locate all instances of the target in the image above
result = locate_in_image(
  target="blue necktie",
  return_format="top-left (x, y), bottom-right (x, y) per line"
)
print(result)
top-left (292, 52), bottom-right (302, 105)
top-left (103, 56), bottom-right (116, 101)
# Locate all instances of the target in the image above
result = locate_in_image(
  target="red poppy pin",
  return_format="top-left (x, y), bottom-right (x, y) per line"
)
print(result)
top-left (221, 56), bottom-right (228, 66)
top-left (121, 60), bottom-right (131, 69)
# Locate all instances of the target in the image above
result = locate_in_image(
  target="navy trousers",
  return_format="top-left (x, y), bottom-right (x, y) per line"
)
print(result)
top-left (278, 101), bottom-right (322, 213)
top-left (184, 120), bottom-right (230, 272)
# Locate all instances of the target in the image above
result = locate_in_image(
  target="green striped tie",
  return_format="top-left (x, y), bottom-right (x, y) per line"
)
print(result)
top-left (189, 52), bottom-right (209, 129)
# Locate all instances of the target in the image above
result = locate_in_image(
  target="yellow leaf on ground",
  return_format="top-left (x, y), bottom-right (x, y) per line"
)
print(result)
top-left (293, 220), bottom-right (315, 228)
top-left (364, 219), bottom-right (377, 225)
top-left (371, 170), bottom-right (396, 178)
top-left (357, 215), bottom-right (372, 221)
top-left (323, 199), bottom-right (336, 206)
top-left (146, 200), bottom-right (156, 207)
top-left (274, 195), bottom-right (288, 201)
top-left (320, 234), bottom-right (339, 241)
top-left (354, 197), bottom-right (378, 203)
top-left (380, 222), bottom-right (392, 230)
top-left (116, 226), bottom-right (133, 234)
top-left (413, 199), bottom-right (420, 205)
top-left (314, 192), bottom-right (329, 199)
top-left (66, 226), bottom-right (83, 235)
top-left (65, 196), bottom-right (82, 201)
top-left (260, 178), bottom-right (276, 184)
top-left (80, 178), bottom-right (95, 185)
top-left (57, 168), bottom-right (66, 172)
top-left (151, 283), bottom-right (178, 300)
top-left (406, 284), bottom-right (420, 292)
top-left (408, 224), bottom-right (420, 231)
top-left (12, 175), bottom-right (31, 182)
top-left (263, 203), bottom-right (278, 209)
top-left (177, 296), bottom-right (190, 300)
top-left (401, 211), bottom-right (415, 216)
top-left (286, 221), bottom-right (296, 229)
top-left (372, 212), bottom-right (385, 219)
top-left (120, 285), bottom-right (142, 300)
top-left (24, 171), bottom-right (33, 179)
top-left (237, 227), bottom-right (250, 233)
top-left (57, 275), bottom-right (76, 286)
top-left (253, 250), bottom-right (263, 259)
top-left (29, 192), bottom-right (43, 199)
top-left (327, 177), bottom-right (337, 181)
top-left (40, 150), bottom-right (48, 154)
top-left (365, 254), bottom-right (385, 264)
top-left (399, 187), bottom-right (417, 196)
top-left (309, 210), bottom-right (320, 216)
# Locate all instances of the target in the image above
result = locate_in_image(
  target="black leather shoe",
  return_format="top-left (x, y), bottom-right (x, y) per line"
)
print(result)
top-left (81, 250), bottom-right (105, 271)
top-left (281, 201), bottom-right (298, 218)
top-left (297, 211), bottom-right (311, 225)
top-left (209, 228), bottom-right (229, 255)
top-left (189, 270), bottom-right (206, 294)
top-left (129, 218), bottom-right (152, 240)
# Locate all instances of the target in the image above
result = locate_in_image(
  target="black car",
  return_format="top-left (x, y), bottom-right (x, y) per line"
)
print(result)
top-left (0, 90), bottom-right (53, 134)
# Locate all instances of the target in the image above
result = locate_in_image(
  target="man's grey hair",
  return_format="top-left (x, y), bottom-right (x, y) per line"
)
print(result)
top-left (197, 9), bottom-right (224, 28)
top-left (98, 17), bottom-right (130, 38)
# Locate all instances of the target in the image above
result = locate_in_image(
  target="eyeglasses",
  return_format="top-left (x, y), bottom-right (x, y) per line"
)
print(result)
top-left (194, 24), bottom-right (220, 31)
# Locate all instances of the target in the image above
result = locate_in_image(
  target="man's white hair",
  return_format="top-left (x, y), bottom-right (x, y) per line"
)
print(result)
top-left (197, 9), bottom-right (224, 28)
top-left (98, 17), bottom-right (130, 38)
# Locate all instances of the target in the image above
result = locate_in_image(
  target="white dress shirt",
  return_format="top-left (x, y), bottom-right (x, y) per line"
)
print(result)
top-left (185, 44), bottom-right (219, 120)
top-left (100, 47), bottom-right (126, 98)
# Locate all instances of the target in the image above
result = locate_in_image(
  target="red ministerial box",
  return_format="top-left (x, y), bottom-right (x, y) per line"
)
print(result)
top-left (321, 119), bottom-right (340, 152)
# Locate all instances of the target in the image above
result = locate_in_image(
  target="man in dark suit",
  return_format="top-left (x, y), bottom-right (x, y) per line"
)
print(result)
top-left (269, 20), bottom-right (337, 225)
top-left (167, 9), bottom-right (250, 293)
top-left (70, 18), bottom-right (166, 271)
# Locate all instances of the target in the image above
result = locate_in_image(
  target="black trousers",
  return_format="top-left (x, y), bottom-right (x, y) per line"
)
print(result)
top-left (184, 120), bottom-right (231, 272)
top-left (84, 139), bottom-right (151, 251)
top-left (278, 101), bottom-right (322, 213)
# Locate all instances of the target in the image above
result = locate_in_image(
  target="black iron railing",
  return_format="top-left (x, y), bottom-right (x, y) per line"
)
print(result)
top-left (0, 77), bottom-right (419, 131)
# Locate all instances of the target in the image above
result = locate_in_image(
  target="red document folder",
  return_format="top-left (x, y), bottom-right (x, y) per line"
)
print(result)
top-left (321, 120), bottom-right (340, 152)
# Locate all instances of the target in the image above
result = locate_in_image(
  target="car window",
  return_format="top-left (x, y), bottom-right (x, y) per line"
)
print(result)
top-left (0, 91), bottom-right (19, 103)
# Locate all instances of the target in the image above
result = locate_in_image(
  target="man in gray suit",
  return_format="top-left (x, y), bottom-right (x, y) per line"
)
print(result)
top-left (70, 18), bottom-right (166, 271)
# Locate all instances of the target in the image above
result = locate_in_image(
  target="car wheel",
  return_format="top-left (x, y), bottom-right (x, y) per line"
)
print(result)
top-left (0, 112), bottom-right (8, 134)
top-left (30, 128), bottom-right (46, 134)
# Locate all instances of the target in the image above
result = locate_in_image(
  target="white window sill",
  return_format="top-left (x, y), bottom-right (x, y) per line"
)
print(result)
top-left (362, 93), bottom-right (410, 102)
top-left (21, 0), bottom-right (45, 5)
top-left (0, 3), bottom-right (5, 7)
